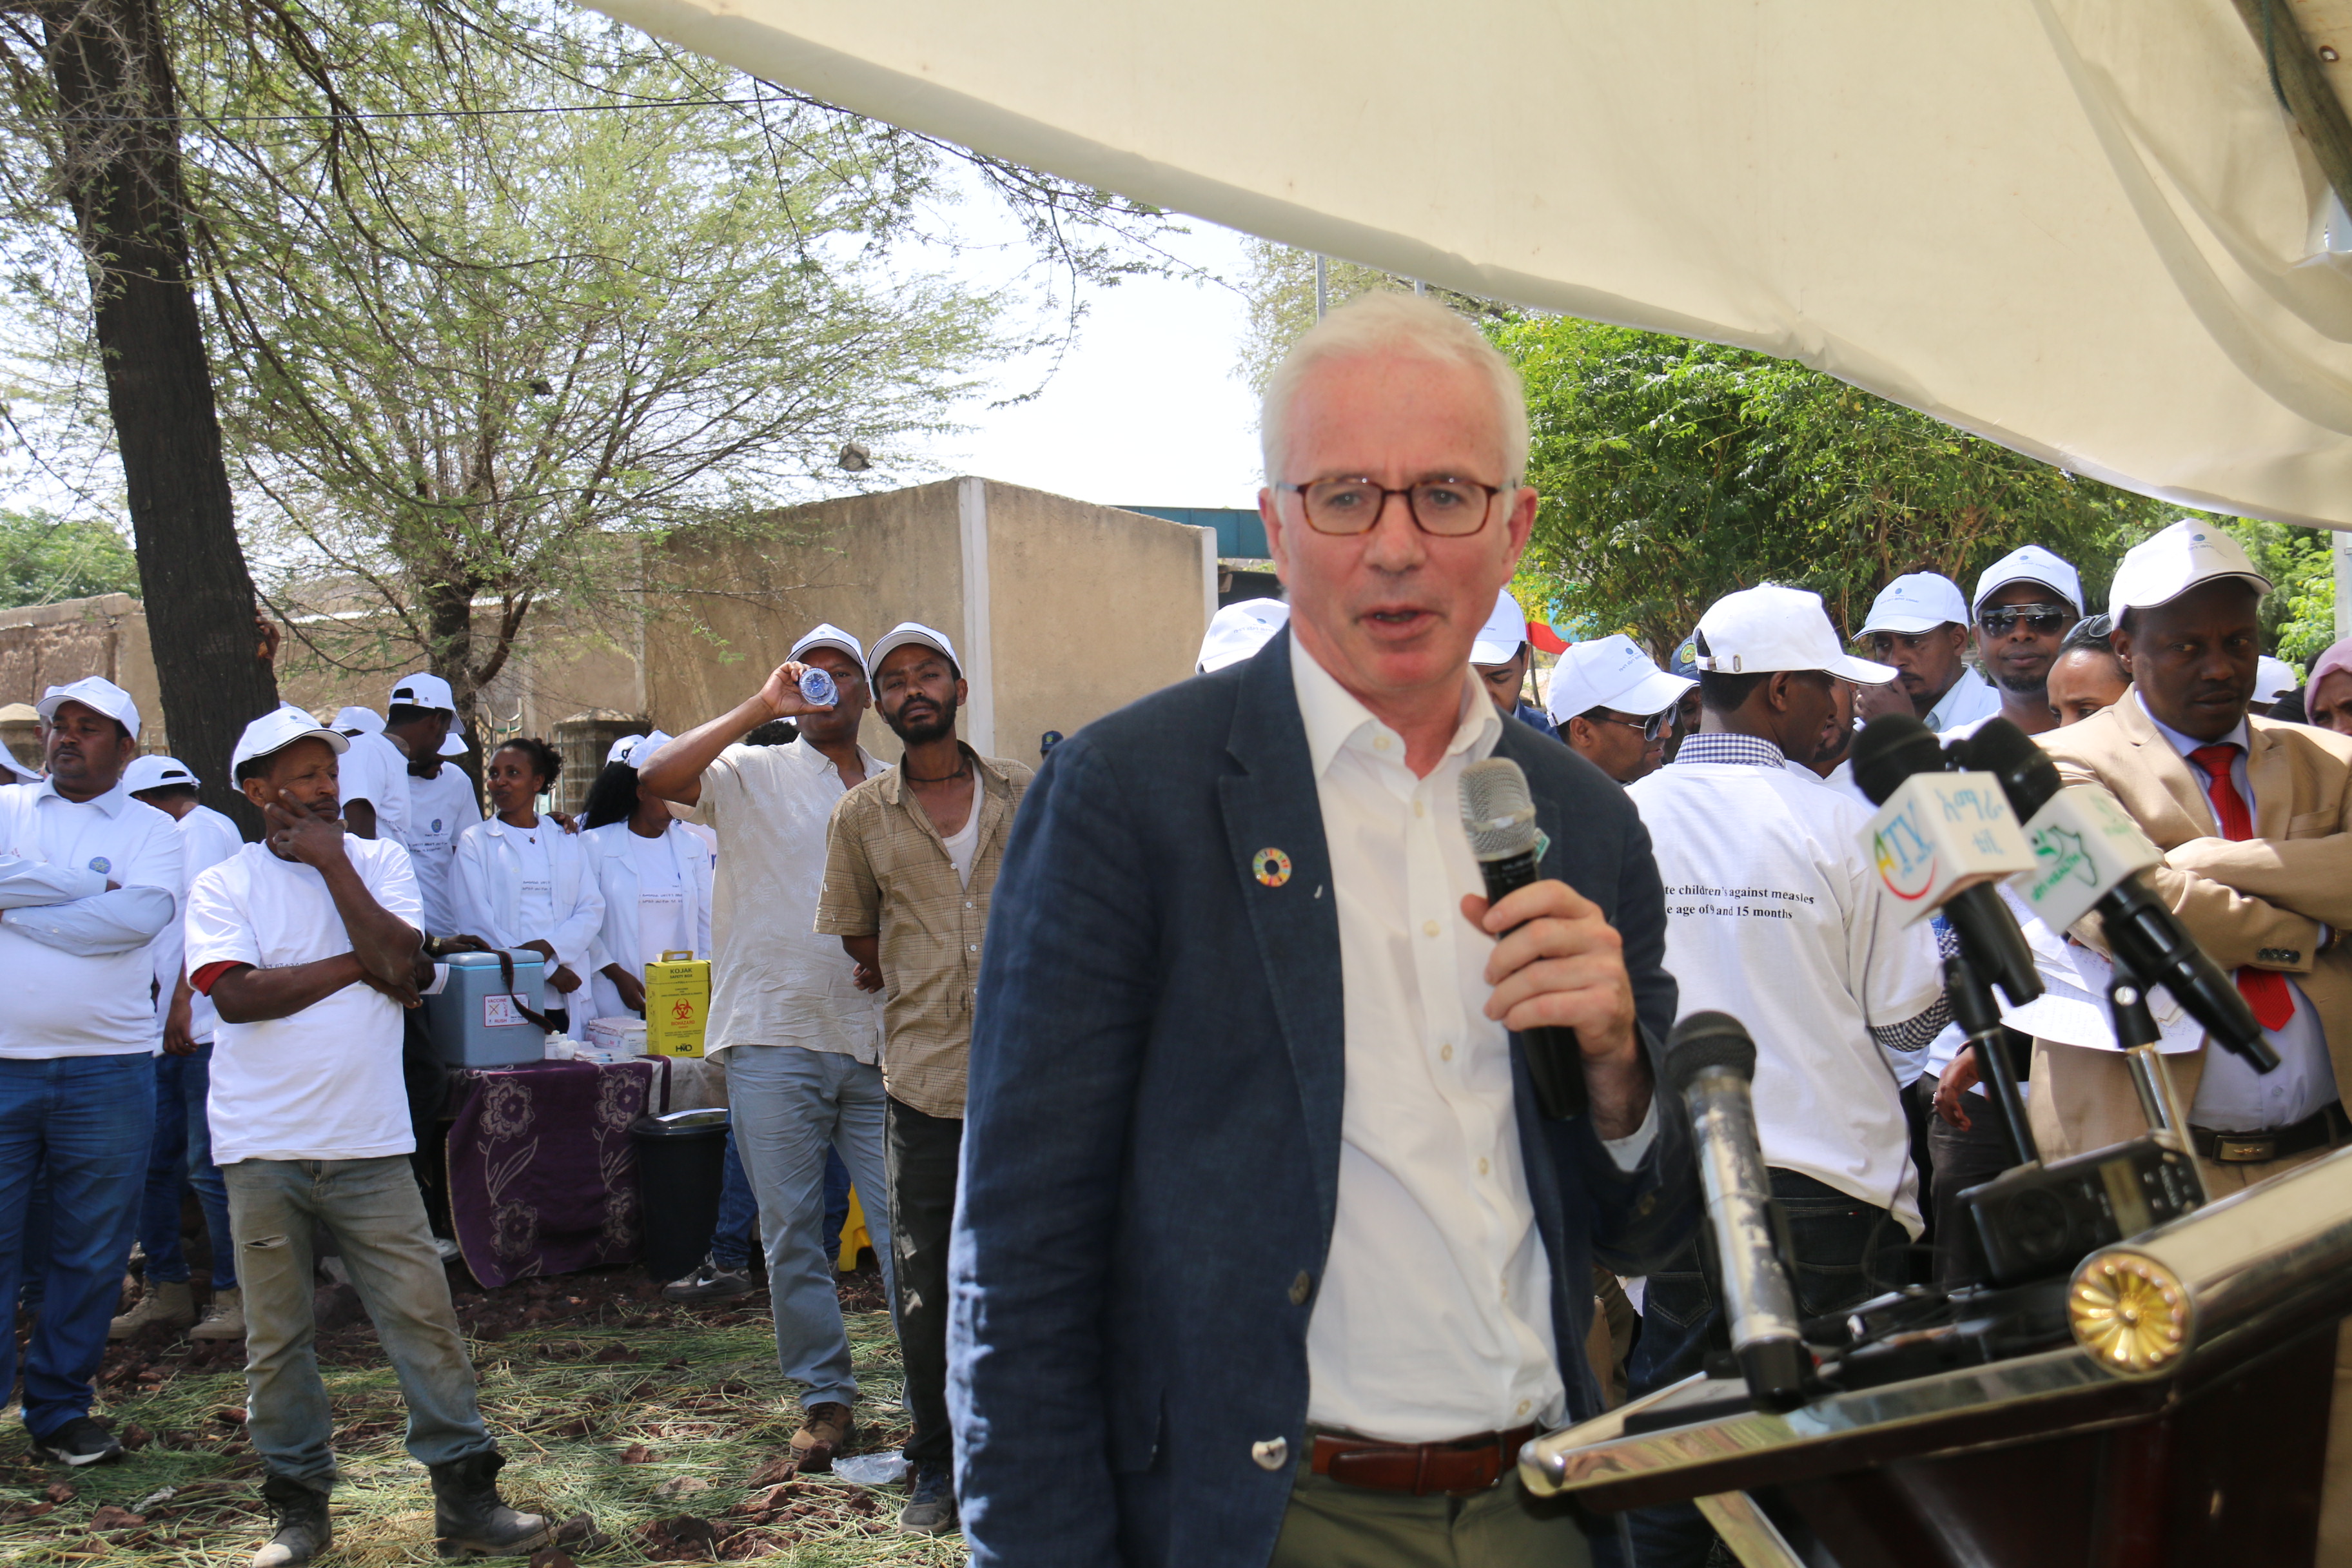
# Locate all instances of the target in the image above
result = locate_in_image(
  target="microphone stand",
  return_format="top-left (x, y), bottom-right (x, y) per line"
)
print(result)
top-left (1946, 953), bottom-right (2038, 1171)
top-left (2108, 955), bottom-right (2209, 1203)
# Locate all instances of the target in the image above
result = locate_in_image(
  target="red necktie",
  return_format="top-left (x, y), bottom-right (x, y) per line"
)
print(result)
top-left (2186, 743), bottom-right (2296, 1030)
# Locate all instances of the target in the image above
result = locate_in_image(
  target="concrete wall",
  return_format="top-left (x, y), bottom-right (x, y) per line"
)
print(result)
top-left (0, 594), bottom-right (166, 750)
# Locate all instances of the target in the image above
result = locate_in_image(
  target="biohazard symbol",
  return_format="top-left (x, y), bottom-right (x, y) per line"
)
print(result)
top-left (671, 999), bottom-right (695, 1024)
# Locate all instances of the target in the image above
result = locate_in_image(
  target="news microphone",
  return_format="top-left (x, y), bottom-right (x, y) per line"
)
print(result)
top-left (1666, 1011), bottom-right (1810, 1412)
top-left (1460, 757), bottom-right (1586, 1120)
top-left (1850, 716), bottom-right (2043, 1007)
top-left (1951, 721), bottom-right (2276, 1072)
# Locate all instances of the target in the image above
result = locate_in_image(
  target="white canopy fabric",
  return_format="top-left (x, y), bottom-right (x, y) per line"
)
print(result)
top-left (595, 0), bottom-right (2352, 529)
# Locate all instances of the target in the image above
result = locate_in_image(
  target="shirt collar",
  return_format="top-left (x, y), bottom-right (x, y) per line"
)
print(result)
top-left (1672, 731), bottom-right (1788, 770)
top-left (788, 736), bottom-right (881, 778)
top-left (1288, 633), bottom-right (1500, 779)
top-left (35, 776), bottom-right (128, 816)
top-left (2135, 691), bottom-right (2249, 761)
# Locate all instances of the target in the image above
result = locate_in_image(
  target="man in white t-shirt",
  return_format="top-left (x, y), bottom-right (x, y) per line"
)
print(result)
top-left (1623, 585), bottom-right (1948, 1568)
top-left (185, 707), bottom-right (549, 1566)
top-left (331, 706), bottom-right (411, 848)
top-left (0, 676), bottom-right (182, 1467)
top-left (378, 673), bottom-right (480, 939)
top-left (637, 623), bottom-right (894, 1476)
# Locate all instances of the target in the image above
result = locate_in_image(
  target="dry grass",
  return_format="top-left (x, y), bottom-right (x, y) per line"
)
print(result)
top-left (1, 1297), bottom-right (968, 1565)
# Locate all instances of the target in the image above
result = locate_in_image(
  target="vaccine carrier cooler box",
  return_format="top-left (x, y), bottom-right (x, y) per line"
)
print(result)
top-left (424, 950), bottom-right (548, 1068)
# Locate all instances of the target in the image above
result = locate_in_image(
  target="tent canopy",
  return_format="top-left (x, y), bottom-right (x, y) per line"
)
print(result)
top-left (593, 0), bottom-right (2352, 530)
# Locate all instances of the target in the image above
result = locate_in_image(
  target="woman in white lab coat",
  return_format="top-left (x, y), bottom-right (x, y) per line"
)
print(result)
top-left (577, 733), bottom-right (715, 1023)
top-left (453, 738), bottom-right (604, 1033)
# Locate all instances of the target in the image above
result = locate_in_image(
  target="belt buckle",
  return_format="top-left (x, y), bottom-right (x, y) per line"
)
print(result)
top-left (2215, 1134), bottom-right (2278, 1163)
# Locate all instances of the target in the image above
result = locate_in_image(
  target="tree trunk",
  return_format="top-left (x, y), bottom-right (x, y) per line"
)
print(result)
top-left (422, 572), bottom-right (484, 796)
top-left (41, 0), bottom-right (277, 834)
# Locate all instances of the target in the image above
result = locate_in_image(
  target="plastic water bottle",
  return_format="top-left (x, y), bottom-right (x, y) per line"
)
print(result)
top-left (799, 667), bottom-right (838, 708)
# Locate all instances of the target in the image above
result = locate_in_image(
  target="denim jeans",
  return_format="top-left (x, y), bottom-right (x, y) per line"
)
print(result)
top-left (138, 1047), bottom-right (235, 1290)
top-left (223, 1156), bottom-right (495, 1486)
top-left (886, 1095), bottom-right (961, 1469)
top-left (723, 1044), bottom-right (894, 1410)
top-left (709, 1138), bottom-right (850, 1274)
top-left (1623, 1169), bottom-right (1907, 1568)
top-left (0, 1054), bottom-right (155, 1440)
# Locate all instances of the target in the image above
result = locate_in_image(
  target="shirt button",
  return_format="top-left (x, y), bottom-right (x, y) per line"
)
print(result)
top-left (1373, 735), bottom-right (1391, 752)
top-left (1422, 920), bottom-right (1440, 938)
top-left (1413, 799), bottom-right (1425, 818)
top-left (968, 945), bottom-right (979, 952)
top-left (1289, 1270), bottom-right (1313, 1306)
top-left (1440, 1043), bottom-right (1454, 1062)
top-left (1518, 1399), bottom-right (1532, 1416)
top-left (1477, 1157), bottom-right (1490, 1176)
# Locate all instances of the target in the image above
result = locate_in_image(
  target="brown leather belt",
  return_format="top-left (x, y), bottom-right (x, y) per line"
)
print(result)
top-left (2190, 1102), bottom-right (2349, 1164)
top-left (1309, 1424), bottom-right (1540, 1496)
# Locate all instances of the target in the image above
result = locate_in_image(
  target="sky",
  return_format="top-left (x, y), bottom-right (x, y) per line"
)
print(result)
top-left (908, 219), bottom-right (1266, 513)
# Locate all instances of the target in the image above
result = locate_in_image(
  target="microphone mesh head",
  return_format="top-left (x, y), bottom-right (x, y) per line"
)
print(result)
top-left (1458, 757), bottom-right (1538, 862)
top-left (1664, 1011), bottom-right (1758, 1095)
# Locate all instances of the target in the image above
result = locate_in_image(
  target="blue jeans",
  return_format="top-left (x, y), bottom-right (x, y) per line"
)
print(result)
top-left (723, 1044), bottom-right (893, 1410)
top-left (0, 1054), bottom-right (155, 1440)
top-left (1623, 1170), bottom-right (1907, 1568)
top-left (138, 1046), bottom-right (235, 1289)
top-left (710, 1139), bottom-right (850, 1273)
top-left (224, 1156), bottom-right (494, 1486)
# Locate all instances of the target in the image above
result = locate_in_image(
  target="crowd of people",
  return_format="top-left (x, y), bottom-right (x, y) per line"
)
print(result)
top-left (3, 288), bottom-right (2352, 1568)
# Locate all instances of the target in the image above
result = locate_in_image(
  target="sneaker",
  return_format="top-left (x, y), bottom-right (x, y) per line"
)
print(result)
top-left (788, 1402), bottom-right (856, 1473)
top-left (897, 1462), bottom-right (958, 1536)
top-left (32, 1417), bottom-right (124, 1468)
top-left (109, 1280), bottom-right (197, 1340)
top-left (191, 1288), bottom-right (246, 1342)
top-left (662, 1253), bottom-right (754, 1302)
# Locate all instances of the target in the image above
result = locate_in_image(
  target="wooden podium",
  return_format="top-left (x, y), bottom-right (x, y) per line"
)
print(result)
top-left (1522, 1148), bottom-right (2352, 1567)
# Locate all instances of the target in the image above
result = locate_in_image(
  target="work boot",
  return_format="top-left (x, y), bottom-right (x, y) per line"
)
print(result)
top-left (191, 1288), bottom-right (247, 1342)
top-left (109, 1280), bottom-right (197, 1339)
top-left (427, 1451), bottom-right (551, 1558)
top-left (252, 1473), bottom-right (331, 1567)
top-left (789, 1401), bottom-right (856, 1473)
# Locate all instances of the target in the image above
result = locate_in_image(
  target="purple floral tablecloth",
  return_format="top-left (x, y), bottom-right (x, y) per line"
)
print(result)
top-left (444, 1059), bottom-right (660, 1288)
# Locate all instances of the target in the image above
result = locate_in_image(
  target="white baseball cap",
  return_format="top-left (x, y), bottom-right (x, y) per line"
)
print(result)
top-left (1973, 545), bottom-right (2084, 618)
top-left (1470, 588), bottom-right (1532, 666)
top-left (2255, 655), bottom-right (2298, 705)
top-left (605, 732), bottom-right (645, 766)
top-left (388, 672), bottom-right (456, 713)
top-left (622, 730), bottom-right (674, 768)
top-left (867, 622), bottom-right (961, 678)
top-left (231, 705), bottom-right (351, 772)
top-left (790, 623), bottom-right (868, 676)
top-left (334, 706), bottom-right (385, 736)
top-left (1696, 585), bottom-right (1899, 683)
top-left (1544, 635), bottom-right (1696, 723)
top-left (1, 749), bottom-right (37, 782)
top-left (438, 729), bottom-right (468, 758)
top-left (1198, 598), bottom-right (1290, 672)
top-left (37, 676), bottom-right (140, 740)
top-left (122, 754), bottom-right (200, 793)
top-left (1859, 573), bottom-right (1970, 636)
top-left (2108, 519), bottom-right (2273, 619)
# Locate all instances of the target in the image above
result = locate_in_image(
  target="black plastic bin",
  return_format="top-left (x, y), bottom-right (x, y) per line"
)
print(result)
top-left (631, 1108), bottom-right (730, 1282)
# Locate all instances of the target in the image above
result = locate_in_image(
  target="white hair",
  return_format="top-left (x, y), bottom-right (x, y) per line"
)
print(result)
top-left (1260, 290), bottom-right (1530, 489)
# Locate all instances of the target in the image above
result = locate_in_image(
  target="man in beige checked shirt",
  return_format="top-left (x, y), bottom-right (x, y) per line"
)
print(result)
top-left (817, 620), bottom-right (1031, 1538)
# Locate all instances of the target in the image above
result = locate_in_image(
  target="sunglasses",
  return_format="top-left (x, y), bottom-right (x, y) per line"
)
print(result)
top-left (1589, 709), bottom-right (1676, 742)
top-left (1979, 603), bottom-right (2075, 636)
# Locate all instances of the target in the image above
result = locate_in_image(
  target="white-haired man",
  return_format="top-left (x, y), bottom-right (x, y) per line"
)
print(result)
top-left (949, 291), bottom-right (1694, 1566)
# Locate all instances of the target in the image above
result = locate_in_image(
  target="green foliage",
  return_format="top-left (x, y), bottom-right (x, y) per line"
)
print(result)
top-left (2208, 518), bottom-right (2340, 673)
top-left (1493, 315), bottom-right (2187, 656)
top-left (1234, 239), bottom-right (1502, 399)
top-left (0, 506), bottom-right (141, 608)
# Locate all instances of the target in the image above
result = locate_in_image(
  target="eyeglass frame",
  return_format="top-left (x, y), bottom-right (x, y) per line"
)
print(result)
top-left (1977, 602), bottom-right (2077, 636)
top-left (1579, 708), bottom-right (1676, 743)
top-left (1275, 476), bottom-right (1510, 537)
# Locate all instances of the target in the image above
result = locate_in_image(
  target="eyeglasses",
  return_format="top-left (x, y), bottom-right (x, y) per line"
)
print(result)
top-left (1587, 709), bottom-right (1675, 742)
top-left (1979, 603), bottom-right (2075, 636)
top-left (1278, 476), bottom-right (1505, 536)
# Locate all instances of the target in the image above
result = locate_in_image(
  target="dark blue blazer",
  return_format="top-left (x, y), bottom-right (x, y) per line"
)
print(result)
top-left (948, 629), bottom-right (1697, 1567)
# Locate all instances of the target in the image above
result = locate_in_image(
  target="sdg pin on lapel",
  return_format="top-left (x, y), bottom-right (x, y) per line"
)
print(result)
top-left (1252, 848), bottom-right (1292, 888)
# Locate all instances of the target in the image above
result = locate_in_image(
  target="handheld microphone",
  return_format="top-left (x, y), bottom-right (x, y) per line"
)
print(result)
top-left (1460, 757), bottom-right (1586, 1120)
top-left (1666, 1011), bottom-right (1810, 1412)
top-left (1850, 716), bottom-right (2043, 1007)
top-left (1950, 721), bottom-right (2275, 1072)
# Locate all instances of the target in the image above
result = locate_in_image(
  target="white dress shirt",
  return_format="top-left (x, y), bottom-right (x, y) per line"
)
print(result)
top-left (2133, 694), bottom-right (2339, 1132)
top-left (0, 779), bottom-right (183, 1058)
top-left (1291, 638), bottom-right (1652, 1444)
top-left (1924, 669), bottom-right (2003, 733)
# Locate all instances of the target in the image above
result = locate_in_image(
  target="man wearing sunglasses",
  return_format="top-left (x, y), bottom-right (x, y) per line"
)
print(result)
top-left (1961, 545), bottom-right (2082, 739)
top-left (1543, 634), bottom-right (1694, 785)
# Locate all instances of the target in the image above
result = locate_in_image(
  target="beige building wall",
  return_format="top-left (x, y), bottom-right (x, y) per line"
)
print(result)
top-left (0, 594), bottom-right (165, 751)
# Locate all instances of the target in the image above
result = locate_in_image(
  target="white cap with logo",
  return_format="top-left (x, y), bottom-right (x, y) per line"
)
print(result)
top-left (1696, 585), bottom-right (1899, 683)
top-left (231, 706), bottom-right (351, 772)
top-left (334, 706), bottom-right (385, 736)
top-left (122, 755), bottom-right (200, 793)
top-left (1198, 598), bottom-right (1291, 672)
top-left (388, 672), bottom-right (456, 713)
top-left (2108, 519), bottom-right (2273, 620)
top-left (1544, 635), bottom-right (1695, 723)
top-left (1859, 573), bottom-right (1971, 637)
top-left (607, 730), bottom-right (675, 768)
top-left (36, 676), bottom-right (140, 741)
top-left (2255, 655), bottom-right (2298, 705)
top-left (1972, 545), bottom-right (2084, 617)
top-left (1470, 588), bottom-right (1533, 666)
top-left (867, 622), bottom-right (961, 676)
top-left (790, 623), bottom-right (868, 676)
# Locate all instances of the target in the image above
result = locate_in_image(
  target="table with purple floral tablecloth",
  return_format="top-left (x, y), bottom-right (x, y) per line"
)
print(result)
top-left (443, 1059), bottom-right (660, 1288)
